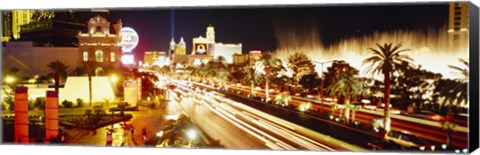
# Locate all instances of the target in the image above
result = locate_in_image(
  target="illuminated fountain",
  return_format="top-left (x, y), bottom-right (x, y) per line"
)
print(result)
top-left (273, 25), bottom-right (468, 80)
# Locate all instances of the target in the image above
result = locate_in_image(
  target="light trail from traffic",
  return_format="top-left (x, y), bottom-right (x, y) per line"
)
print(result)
top-left (169, 78), bottom-right (365, 151)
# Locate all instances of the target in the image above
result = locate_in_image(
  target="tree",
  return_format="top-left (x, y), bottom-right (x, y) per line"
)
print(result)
top-left (274, 93), bottom-right (292, 106)
top-left (287, 52), bottom-right (315, 91)
top-left (444, 58), bottom-right (468, 106)
top-left (243, 60), bottom-right (265, 96)
top-left (82, 61), bottom-right (98, 106)
top-left (327, 69), bottom-right (364, 124)
top-left (72, 66), bottom-right (86, 76)
top-left (363, 43), bottom-right (412, 132)
top-left (2, 67), bottom-right (21, 111)
top-left (299, 73), bottom-right (321, 93)
top-left (260, 53), bottom-right (283, 101)
top-left (47, 60), bottom-right (69, 94)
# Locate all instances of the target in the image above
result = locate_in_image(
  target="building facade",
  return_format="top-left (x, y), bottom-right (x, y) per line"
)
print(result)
top-left (144, 51), bottom-right (167, 66)
top-left (448, 2), bottom-right (468, 52)
top-left (77, 15), bottom-right (123, 67)
top-left (233, 50), bottom-right (262, 64)
top-left (188, 25), bottom-right (242, 66)
top-left (2, 41), bottom-right (79, 77)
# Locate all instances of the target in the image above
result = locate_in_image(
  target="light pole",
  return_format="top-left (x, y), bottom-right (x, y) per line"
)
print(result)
top-left (312, 60), bottom-right (335, 113)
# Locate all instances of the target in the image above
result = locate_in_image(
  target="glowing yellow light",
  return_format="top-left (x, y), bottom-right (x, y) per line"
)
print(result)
top-left (5, 76), bottom-right (15, 83)
top-left (110, 75), bottom-right (118, 83)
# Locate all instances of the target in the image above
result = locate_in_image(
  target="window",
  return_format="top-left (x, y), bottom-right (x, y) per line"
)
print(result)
top-left (83, 51), bottom-right (88, 61)
top-left (95, 50), bottom-right (103, 62)
top-left (454, 11), bottom-right (461, 16)
top-left (110, 52), bottom-right (115, 62)
top-left (454, 16), bottom-right (461, 21)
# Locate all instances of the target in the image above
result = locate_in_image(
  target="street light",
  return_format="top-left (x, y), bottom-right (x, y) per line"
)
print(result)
top-left (110, 74), bottom-right (118, 83)
top-left (186, 129), bottom-right (197, 147)
top-left (5, 76), bottom-right (15, 84)
top-left (156, 131), bottom-right (164, 137)
top-left (312, 60), bottom-right (335, 113)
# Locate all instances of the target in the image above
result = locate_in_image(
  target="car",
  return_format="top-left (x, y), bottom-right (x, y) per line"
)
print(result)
top-left (407, 110), bottom-right (445, 121)
top-left (351, 102), bottom-right (377, 110)
top-left (384, 131), bottom-right (435, 151)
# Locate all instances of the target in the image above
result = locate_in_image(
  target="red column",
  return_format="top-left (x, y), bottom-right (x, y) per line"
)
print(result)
top-left (14, 86), bottom-right (29, 144)
top-left (45, 91), bottom-right (59, 142)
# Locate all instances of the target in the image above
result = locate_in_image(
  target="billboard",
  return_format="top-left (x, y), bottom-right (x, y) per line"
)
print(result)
top-left (194, 43), bottom-right (208, 55)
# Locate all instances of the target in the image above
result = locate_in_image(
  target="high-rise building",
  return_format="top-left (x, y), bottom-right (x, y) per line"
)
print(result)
top-left (2, 12), bottom-right (13, 42)
top-left (189, 25), bottom-right (242, 65)
top-left (144, 51), bottom-right (167, 66)
top-left (206, 25), bottom-right (215, 43)
top-left (12, 10), bottom-right (34, 40)
top-left (448, 2), bottom-right (468, 51)
top-left (175, 37), bottom-right (187, 55)
top-left (169, 37), bottom-right (188, 65)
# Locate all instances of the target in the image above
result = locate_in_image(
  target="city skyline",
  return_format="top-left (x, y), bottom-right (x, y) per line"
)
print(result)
top-left (0, 1), bottom-right (476, 153)
top-left (109, 3), bottom-right (448, 57)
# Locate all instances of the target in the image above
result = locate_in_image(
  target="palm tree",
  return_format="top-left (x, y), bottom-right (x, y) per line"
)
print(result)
top-left (444, 58), bottom-right (468, 106)
top-left (47, 60), bottom-right (69, 94)
top-left (363, 43), bottom-right (412, 131)
top-left (287, 52), bottom-right (315, 91)
top-left (274, 93), bottom-right (291, 106)
top-left (82, 61), bottom-right (98, 106)
top-left (327, 70), bottom-right (364, 124)
top-left (243, 60), bottom-right (265, 96)
top-left (260, 53), bottom-right (283, 101)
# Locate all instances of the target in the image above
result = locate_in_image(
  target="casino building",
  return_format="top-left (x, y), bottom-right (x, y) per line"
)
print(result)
top-left (77, 15), bottom-right (123, 67)
top-left (2, 14), bottom-right (124, 77)
top-left (188, 25), bottom-right (242, 66)
top-left (170, 37), bottom-right (188, 65)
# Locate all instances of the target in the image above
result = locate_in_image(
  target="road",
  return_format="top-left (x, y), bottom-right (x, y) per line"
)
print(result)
top-left (65, 106), bottom-right (169, 147)
top-left (174, 95), bottom-right (267, 149)
top-left (170, 79), bottom-right (365, 151)
top-left (226, 83), bottom-right (468, 148)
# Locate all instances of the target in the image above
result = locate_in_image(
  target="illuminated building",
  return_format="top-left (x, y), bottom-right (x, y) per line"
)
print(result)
top-left (233, 50), bottom-right (262, 64)
top-left (120, 27), bottom-right (139, 65)
top-left (448, 2), bottom-right (468, 51)
top-left (170, 37), bottom-right (188, 65)
top-left (77, 15), bottom-right (123, 67)
top-left (17, 10), bottom-right (110, 47)
top-left (2, 12), bottom-right (12, 42)
top-left (1, 10), bottom-right (35, 42)
top-left (12, 10), bottom-right (34, 40)
top-left (144, 51), bottom-right (167, 66)
top-left (189, 25), bottom-right (242, 66)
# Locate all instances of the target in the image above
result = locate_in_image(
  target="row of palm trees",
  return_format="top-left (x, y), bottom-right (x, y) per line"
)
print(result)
top-left (153, 43), bottom-right (468, 132)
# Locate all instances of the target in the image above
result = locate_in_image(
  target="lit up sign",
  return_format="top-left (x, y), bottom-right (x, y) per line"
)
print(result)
top-left (122, 54), bottom-right (135, 64)
top-left (120, 27), bottom-right (139, 52)
top-left (193, 59), bottom-right (202, 66)
top-left (194, 43), bottom-right (208, 55)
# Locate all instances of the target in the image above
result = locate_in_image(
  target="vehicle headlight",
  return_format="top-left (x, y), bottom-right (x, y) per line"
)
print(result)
top-left (419, 146), bottom-right (426, 151)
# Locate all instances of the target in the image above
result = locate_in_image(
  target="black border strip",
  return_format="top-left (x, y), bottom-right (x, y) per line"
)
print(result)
top-left (468, 1), bottom-right (479, 153)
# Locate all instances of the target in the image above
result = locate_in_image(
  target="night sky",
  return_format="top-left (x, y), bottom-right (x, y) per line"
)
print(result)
top-left (109, 2), bottom-right (449, 62)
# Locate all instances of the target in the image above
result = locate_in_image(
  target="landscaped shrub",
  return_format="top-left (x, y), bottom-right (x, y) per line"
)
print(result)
top-left (62, 100), bottom-right (74, 108)
top-left (76, 98), bottom-right (84, 108)
top-left (28, 99), bottom-right (36, 109)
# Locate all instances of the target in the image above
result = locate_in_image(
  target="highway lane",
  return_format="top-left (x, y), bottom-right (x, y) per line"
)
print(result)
top-left (174, 96), bottom-right (268, 149)
top-left (171, 79), bottom-right (365, 151)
